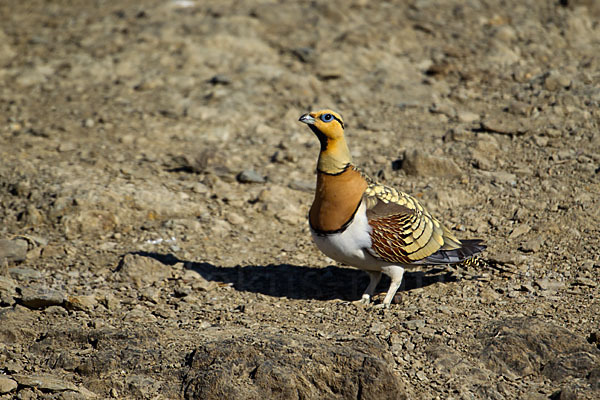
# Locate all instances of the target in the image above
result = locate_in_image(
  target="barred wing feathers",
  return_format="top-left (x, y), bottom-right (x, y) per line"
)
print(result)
top-left (364, 183), bottom-right (484, 265)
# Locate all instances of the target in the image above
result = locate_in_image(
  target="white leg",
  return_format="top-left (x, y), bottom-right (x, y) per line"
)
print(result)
top-left (359, 271), bottom-right (382, 304)
top-left (381, 266), bottom-right (405, 305)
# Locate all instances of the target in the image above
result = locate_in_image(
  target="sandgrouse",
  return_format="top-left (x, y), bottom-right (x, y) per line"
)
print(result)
top-left (299, 109), bottom-right (485, 306)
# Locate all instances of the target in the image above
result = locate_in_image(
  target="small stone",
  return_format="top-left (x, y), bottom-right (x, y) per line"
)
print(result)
top-left (534, 279), bottom-right (565, 292)
top-left (404, 319), bottom-right (425, 330)
top-left (0, 276), bottom-right (17, 305)
top-left (64, 295), bottom-right (98, 311)
top-left (480, 287), bottom-right (500, 303)
top-left (509, 224), bottom-right (530, 240)
top-left (237, 169), bottom-right (266, 184)
top-left (573, 277), bottom-right (597, 288)
top-left (43, 305), bottom-right (68, 317)
top-left (8, 267), bottom-right (42, 280)
top-left (140, 287), bottom-right (161, 303)
top-left (544, 71), bottom-right (571, 91)
top-left (429, 102), bottom-right (456, 118)
top-left (0, 239), bottom-right (28, 264)
top-left (471, 151), bottom-right (494, 170)
top-left (551, 387), bottom-right (577, 400)
top-left (457, 110), bottom-right (480, 123)
top-left (493, 25), bottom-right (517, 43)
top-left (182, 269), bottom-right (216, 291)
top-left (117, 254), bottom-right (171, 288)
top-left (507, 101), bottom-right (534, 116)
top-left (226, 212), bottom-right (245, 225)
top-left (21, 286), bottom-right (65, 309)
top-left (316, 68), bottom-right (342, 80)
top-left (479, 170), bottom-right (517, 186)
top-left (402, 149), bottom-right (462, 178)
top-left (519, 235), bottom-right (544, 253)
top-left (13, 374), bottom-right (78, 392)
top-left (0, 376), bottom-right (18, 394)
top-left (481, 116), bottom-right (526, 135)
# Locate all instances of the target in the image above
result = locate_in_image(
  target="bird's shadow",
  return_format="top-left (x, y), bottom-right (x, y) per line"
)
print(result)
top-left (134, 252), bottom-right (460, 302)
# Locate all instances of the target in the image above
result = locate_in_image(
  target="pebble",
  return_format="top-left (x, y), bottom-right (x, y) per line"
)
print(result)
top-left (226, 212), bottom-right (245, 225)
top-left (21, 286), bottom-right (65, 309)
top-left (402, 149), bottom-right (462, 178)
top-left (404, 319), bottom-right (426, 331)
top-left (64, 295), bottom-right (98, 311)
top-left (12, 374), bottom-right (78, 392)
top-left (237, 169), bottom-right (266, 184)
top-left (480, 170), bottom-right (517, 186)
top-left (534, 279), bottom-right (565, 292)
top-left (544, 71), bottom-right (571, 91)
top-left (573, 277), bottom-right (597, 288)
top-left (117, 254), bottom-right (172, 287)
top-left (8, 267), bottom-right (42, 280)
top-left (519, 235), bottom-right (544, 253)
top-left (182, 269), bottom-right (216, 292)
top-left (0, 376), bottom-right (17, 394)
top-left (456, 110), bottom-right (480, 123)
top-left (0, 276), bottom-right (17, 304)
top-left (509, 224), bottom-right (530, 240)
top-left (0, 239), bottom-right (28, 263)
top-left (507, 101), bottom-right (534, 116)
top-left (480, 116), bottom-right (525, 135)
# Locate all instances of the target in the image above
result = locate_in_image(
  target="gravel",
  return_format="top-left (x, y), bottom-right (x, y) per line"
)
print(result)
top-left (0, 0), bottom-right (598, 398)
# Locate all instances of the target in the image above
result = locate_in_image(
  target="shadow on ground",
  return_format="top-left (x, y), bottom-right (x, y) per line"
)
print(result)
top-left (135, 252), bottom-right (459, 301)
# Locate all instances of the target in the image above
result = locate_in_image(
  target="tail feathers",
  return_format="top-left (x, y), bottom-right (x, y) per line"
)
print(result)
top-left (419, 239), bottom-right (486, 265)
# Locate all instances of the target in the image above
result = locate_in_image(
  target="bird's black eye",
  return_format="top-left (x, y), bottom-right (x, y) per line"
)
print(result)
top-left (321, 113), bottom-right (334, 122)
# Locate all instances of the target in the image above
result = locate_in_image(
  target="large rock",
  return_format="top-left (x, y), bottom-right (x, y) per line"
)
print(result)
top-left (478, 318), bottom-right (600, 383)
top-left (116, 254), bottom-right (172, 288)
top-left (183, 333), bottom-right (407, 400)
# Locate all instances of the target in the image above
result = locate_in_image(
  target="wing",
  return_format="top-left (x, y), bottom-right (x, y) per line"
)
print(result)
top-left (364, 182), bottom-right (483, 265)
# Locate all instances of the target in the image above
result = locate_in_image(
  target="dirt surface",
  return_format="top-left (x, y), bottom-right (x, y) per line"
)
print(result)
top-left (1, 0), bottom-right (600, 398)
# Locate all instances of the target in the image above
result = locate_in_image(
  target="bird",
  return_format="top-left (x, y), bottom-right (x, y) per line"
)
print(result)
top-left (299, 109), bottom-right (485, 306)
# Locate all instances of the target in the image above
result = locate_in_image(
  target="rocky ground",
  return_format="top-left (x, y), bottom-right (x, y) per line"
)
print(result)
top-left (0, 0), bottom-right (599, 398)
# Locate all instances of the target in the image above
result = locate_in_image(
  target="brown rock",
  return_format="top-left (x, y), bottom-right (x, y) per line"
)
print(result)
top-left (0, 376), bottom-right (17, 394)
top-left (183, 332), bottom-right (407, 400)
top-left (64, 295), bottom-right (98, 311)
top-left (116, 254), bottom-right (172, 288)
top-left (401, 149), bottom-right (462, 178)
top-left (12, 374), bottom-right (78, 391)
top-left (479, 318), bottom-right (600, 382)
top-left (21, 286), bottom-right (65, 309)
top-left (0, 239), bottom-right (28, 264)
top-left (481, 116), bottom-right (526, 135)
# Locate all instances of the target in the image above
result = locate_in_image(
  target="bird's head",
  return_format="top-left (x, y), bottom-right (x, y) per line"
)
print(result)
top-left (299, 110), bottom-right (345, 150)
top-left (299, 109), bottom-right (351, 174)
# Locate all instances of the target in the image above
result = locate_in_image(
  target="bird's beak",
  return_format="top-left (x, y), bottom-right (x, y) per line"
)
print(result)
top-left (299, 113), bottom-right (315, 125)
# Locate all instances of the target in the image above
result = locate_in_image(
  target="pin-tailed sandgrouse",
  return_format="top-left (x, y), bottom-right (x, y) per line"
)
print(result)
top-left (299, 109), bottom-right (485, 305)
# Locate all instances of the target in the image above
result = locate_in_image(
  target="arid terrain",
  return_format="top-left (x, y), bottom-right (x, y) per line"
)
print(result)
top-left (1, 0), bottom-right (599, 398)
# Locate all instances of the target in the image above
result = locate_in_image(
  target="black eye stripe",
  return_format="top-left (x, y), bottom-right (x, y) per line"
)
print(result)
top-left (332, 115), bottom-right (344, 129)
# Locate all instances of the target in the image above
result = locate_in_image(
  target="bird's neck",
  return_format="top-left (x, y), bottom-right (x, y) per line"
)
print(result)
top-left (317, 137), bottom-right (352, 175)
top-left (309, 166), bottom-right (368, 233)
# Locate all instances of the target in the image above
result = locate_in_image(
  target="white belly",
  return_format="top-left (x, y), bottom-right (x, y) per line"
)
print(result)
top-left (310, 202), bottom-right (385, 271)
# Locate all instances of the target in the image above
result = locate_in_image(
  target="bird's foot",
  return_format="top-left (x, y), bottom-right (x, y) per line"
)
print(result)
top-left (373, 303), bottom-right (390, 310)
top-left (353, 294), bottom-right (371, 306)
